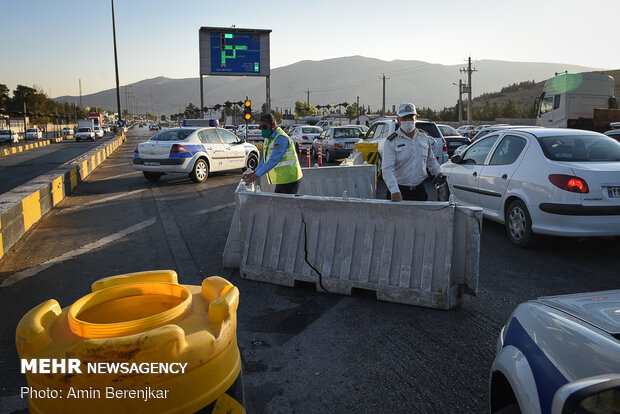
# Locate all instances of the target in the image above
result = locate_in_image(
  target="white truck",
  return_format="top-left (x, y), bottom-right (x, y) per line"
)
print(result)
top-left (75, 119), bottom-right (96, 142)
top-left (536, 72), bottom-right (620, 131)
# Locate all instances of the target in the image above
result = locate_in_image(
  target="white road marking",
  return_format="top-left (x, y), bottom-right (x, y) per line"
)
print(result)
top-left (0, 217), bottom-right (157, 287)
top-left (64, 189), bottom-right (147, 212)
top-left (193, 202), bottom-right (235, 215)
top-left (100, 162), bottom-right (130, 168)
top-left (90, 171), bottom-right (141, 181)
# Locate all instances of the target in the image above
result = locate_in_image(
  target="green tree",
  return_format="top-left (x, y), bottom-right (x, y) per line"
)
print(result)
top-left (0, 84), bottom-right (9, 110)
top-left (501, 99), bottom-right (522, 118)
top-left (345, 102), bottom-right (366, 121)
top-left (184, 103), bottom-right (200, 119)
top-left (294, 100), bottom-right (317, 118)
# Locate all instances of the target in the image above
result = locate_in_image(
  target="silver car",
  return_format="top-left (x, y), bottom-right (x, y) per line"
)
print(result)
top-left (312, 126), bottom-right (365, 162)
top-left (490, 290), bottom-right (620, 413)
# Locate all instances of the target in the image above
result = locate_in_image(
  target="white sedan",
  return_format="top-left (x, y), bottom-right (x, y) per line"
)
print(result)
top-left (133, 127), bottom-right (260, 183)
top-left (442, 128), bottom-right (620, 247)
top-left (289, 125), bottom-right (322, 150)
top-left (93, 126), bottom-right (105, 138)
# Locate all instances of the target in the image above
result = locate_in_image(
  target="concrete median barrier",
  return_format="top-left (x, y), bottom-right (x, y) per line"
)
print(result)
top-left (0, 138), bottom-right (65, 158)
top-left (0, 134), bottom-right (125, 260)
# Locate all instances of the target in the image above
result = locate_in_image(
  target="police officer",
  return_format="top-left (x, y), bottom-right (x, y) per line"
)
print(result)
top-left (382, 103), bottom-right (444, 202)
top-left (242, 113), bottom-right (303, 193)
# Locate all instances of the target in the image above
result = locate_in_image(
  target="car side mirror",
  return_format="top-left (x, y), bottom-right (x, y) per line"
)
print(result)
top-left (551, 375), bottom-right (620, 414)
top-left (450, 154), bottom-right (462, 164)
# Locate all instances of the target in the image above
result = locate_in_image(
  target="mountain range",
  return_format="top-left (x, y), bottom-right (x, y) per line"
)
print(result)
top-left (53, 56), bottom-right (610, 115)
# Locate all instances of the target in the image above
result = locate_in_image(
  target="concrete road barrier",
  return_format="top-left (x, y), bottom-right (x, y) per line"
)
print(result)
top-left (340, 151), bottom-right (364, 166)
top-left (233, 190), bottom-right (481, 309)
top-left (0, 134), bottom-right (125, 260)
top-left (224, 161), bottom-right (482, 309)
top-left (0, 138), bottom-right (64, 158)
top-left (224, 164), bottom-right (377, 268)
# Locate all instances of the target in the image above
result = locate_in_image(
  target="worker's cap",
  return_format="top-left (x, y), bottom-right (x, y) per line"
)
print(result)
top-left (397, 103), bottom-right (418, 118)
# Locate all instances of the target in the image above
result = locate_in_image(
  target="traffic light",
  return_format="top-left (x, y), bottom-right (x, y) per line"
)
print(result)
top-left (243, 99), bottom-right (252, 121)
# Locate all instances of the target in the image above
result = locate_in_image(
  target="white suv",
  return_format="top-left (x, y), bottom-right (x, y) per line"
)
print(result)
top-left (360, 119), bottom-right (448, 176)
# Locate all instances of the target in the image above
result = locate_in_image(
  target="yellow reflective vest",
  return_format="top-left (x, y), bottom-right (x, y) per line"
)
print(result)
top-left (263, 128), bottom-right (303, 185)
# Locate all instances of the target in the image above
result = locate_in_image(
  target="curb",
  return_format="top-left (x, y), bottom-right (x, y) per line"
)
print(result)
top-left (0, 133), bottom-right (126, 260)
top-left (0, 138), bottom-right (65, 159)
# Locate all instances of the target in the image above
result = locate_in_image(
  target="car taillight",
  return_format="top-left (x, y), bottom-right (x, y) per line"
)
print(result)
top-left (134, 145), bottom-right (139, 154)
top-left (302, 135), bottom-right (309, 140)
top-left (442, 138), bottom-right (447, 153)
top-left (170, 144), bottom-right (189, 154)
top-left (548, 174), bottom-right (589, 193)
top-left (334, 143), bottom-right (342, 148)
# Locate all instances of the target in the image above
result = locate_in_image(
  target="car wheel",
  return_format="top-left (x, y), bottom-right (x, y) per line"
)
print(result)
top-left (190, 158), bottom-right (209, 183)
top-left (325, 150), bottom-right (332, 163)
top-left (311, 147), bottom-right (317, 159)
top-left (506, 199), bottom-right (538, 247)
top-left (143, 172), bottom-right (162, 181)
top-left (245, 153), bottom-right (259, 171)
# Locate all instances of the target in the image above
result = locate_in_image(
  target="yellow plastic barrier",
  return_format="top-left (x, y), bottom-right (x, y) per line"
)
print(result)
top-left (354, 142), bottom-right (379, 165)
top-left (16, 270), bottom-right (245, 414)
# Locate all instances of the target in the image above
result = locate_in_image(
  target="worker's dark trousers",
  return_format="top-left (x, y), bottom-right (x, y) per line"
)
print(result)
top-left (386, 183), bottom-right (428, 201)
top-left (274, 179), bottom-right (301, 194)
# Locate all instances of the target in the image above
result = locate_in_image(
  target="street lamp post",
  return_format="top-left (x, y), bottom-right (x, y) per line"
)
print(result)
top-left (110, 0), bottom-right (122, 126)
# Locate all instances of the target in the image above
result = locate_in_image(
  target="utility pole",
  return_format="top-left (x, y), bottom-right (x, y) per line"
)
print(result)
top-left (110, 0), bottom-right (123, 125)
top-left (381, 74), bottom-right (389, 116)
top-left (460, 57), bottom-right (477, 124)
top-left (78, 79), bottom-right (82, 108)
top-left (306, 89), bottom-right (310, 116)
top-left (453, 80), bottom-right (463, 124)
top-left (356, 95), bottom-right (360, 124)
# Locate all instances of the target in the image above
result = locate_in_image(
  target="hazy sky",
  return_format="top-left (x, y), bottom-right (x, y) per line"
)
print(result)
top-left (2, 0), bottom-right (618, 97)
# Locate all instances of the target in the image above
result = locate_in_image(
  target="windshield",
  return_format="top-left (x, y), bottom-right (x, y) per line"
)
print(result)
top-left (0, 130), bottom-right (10, 135)
top-left (439, 125), bottom-right (459, 136)
top-left (27, 128), bottom-right (36, 132)
top-left (247, 125), bottom-right (260, 130)
top-left (333, 128), bottom-right (362, 138)
top-left (78, 128), bottom-right (91, 132)
top-left (537, 134), bottom-right (620, 161)
top-left (302, 127), bottom-right (321, 134)
top-left (417, 123), bottom-right (441, 138)
top-left (149, 129), bottom-right (193, 141)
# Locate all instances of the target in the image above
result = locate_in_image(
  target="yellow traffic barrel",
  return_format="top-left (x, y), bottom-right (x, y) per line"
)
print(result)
top-left (15, 270), bottom-right (244, 414)
top-left (354, 142), bottom-right (380, 165)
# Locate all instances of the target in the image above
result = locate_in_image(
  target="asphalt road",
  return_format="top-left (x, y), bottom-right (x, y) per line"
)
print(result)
top-left (0, 134), bottom-right (116, 195)
top-left (0, 127), bottom-right (618, 413)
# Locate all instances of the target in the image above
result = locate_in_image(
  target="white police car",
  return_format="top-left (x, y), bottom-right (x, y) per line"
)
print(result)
top-left (490, 290), bottom-right (620, 413)
top-left (133, 127), bottom-right (260, 182)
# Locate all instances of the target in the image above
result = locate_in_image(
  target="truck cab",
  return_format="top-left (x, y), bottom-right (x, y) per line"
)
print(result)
top-left (536, 72), bottom-right (619, 130)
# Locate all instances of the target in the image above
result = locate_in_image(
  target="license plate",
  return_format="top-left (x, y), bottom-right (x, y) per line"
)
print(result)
top-left (143, 161), bottom-right (160, 166)
top-left (607, 186), bottom-right (620, 198)
top-left (345, 144), bottom-right (353, 149)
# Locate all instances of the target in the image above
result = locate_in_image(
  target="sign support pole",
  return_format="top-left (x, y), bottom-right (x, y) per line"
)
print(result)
top-left (266, 75), bottom-right (271, 113)
top-left (200, 75), bottom-right (205, 118)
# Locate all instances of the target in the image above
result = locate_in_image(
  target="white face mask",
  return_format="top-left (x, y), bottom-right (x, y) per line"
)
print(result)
top-left (400, 121), bottom-right (415, 134)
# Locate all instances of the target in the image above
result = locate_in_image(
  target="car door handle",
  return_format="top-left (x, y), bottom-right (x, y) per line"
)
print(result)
top-left (502, 174), bottom-right (508, 179)
top-left (472, 172), bottom-right (477, 176)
